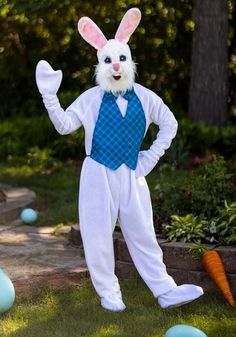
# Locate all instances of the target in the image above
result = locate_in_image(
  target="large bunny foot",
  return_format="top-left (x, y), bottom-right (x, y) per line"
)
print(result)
top-left (101, 292), bottom-right (126, 312)
top-left (158, 284), bottom-right (204, 309)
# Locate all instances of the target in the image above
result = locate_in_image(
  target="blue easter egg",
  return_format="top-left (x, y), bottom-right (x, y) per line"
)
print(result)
top-left (0, 269), bottom-right (15, 314)
top-left (20, 208), bottom-right (37, 224)
top-left (165, 325), bottom-right (208, 337)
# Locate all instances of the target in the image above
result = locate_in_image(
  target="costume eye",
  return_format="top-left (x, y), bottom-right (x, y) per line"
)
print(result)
top-left (104, 57), bottom-right (112, 64)
top-left (120, 55), bottom-right (126, 61)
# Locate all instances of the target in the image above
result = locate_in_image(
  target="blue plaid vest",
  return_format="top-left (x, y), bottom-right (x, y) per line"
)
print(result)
top-left (90, 88), bottom-right (146, 170)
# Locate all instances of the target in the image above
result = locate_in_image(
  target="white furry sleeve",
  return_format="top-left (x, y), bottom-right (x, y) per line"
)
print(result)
top-left (148, 95), bottom-right (178, 158)
top-left (43, 94), bottom-right (82, 135)
top-left (135, 90), bottom-right (178, 178)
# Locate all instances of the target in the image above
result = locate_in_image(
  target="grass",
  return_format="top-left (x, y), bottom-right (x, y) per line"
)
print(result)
top-left (0, 161), bottom-right (80, 227)
top-left (0, 277), bottom-right (235, 337)
top-left (0, 161), bottom-right (186, 227)
top-left (1, 162), bottom-right (235, 336)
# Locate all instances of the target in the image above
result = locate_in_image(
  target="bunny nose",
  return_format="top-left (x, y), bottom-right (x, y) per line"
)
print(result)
top-left (113, 63), bottom-right (120, 72)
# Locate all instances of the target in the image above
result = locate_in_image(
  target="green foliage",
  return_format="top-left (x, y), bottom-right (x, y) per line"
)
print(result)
top-left (146, 119), bottom-right (236, 168)
top-left (212, 200), bottom-right (236, 245)
top-left (2, 115), bottom-right (236, 165)
top-left (26, 146), bottom-right (62, 173)
top-left (221, 126), bottom-right (236, 158)
top-left (189, 243), bottom-right (208, 260)
top-left (0, 161), bottom-right (79, 227)
top-left (6, 146), bottom-right (63, 174)
top-left (185, 155), bottom-right (235, 218)
top-left (0, 115), bottom-right (55, 159)
top-left (162, 200), bottom-right (236, 245)
top-left (162, 134), bottom-right (190, 166)
top-left (152, 155), bottom-right (236, 228)
top-left (0, 0), bottom-right (205, 118)
top-left (174, 119), bottom-right (219, 159)
top-left (152, 165), bottom-right (187, 227)
top-left (162, 214), bottom-right (208, 243)
top-left (0, 115), bottom-right (85, 161)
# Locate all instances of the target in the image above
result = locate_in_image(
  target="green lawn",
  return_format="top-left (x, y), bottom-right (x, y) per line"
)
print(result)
top-left (0, 162), bottom-right (80, 227)
top-left (1, 162), bottom-right (235, 336)
top-left (0, 161), bottom-right (186, 227)
top-left (0, 277), bottom-right (235, 337)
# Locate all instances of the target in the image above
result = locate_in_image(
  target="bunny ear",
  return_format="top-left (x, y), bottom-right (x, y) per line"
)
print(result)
top-left (115, 8), bottom-right (141, 43)
top-left (78, 17), bottom-right (108, 50)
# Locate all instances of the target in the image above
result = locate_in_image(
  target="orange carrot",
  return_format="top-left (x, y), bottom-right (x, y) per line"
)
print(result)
top-left (202, 250), bottom-right (235, 307)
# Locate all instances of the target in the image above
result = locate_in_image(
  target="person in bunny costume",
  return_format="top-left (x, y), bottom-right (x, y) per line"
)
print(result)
top-left (36, 8), bottom-right (203, 312)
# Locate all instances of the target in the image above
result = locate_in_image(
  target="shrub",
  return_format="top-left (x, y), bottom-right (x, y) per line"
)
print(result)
top-left (161, 201), bottom-right (236, 245)
top-left (183, 155), bottom-right (235, 218)
top-left (147, 119), bottom-right (236, 168)
top-left (152, 155), bottom-right (236, 229)
top-left (162, 214), bottom-right (208, 243)
top-left (6, 146), bottom-right (63, 174)
top-left (0, 115), bottom-right (56, 159)
top-left (2, 115), bottom-right (236, 165)
top-left (211, 200), bottom-right (236, 245)
top-left (0, 115), bottom-right (85, 162)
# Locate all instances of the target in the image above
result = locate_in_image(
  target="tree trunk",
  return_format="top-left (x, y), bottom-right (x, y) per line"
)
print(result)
top-left (188, 0), bottom-right (228, 126)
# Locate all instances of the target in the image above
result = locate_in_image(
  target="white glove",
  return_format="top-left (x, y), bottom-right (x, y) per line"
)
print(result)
top-left (35, 60), bottom-right (82, 135)
top-left (135, 150), bottom-right (159, 178)
top-left (35, 60), bottom-right (62, 95)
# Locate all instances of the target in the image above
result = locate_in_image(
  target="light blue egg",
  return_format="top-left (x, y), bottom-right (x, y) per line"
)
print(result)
top-left (20, 208), bottom-right (37, 224)
top-left (0, 269), bottom-right (15, 314)
top-left (165, 325), bottom-right (208, 337)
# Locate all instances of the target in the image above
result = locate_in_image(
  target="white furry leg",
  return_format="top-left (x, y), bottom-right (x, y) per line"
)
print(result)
top-left (101, 292), bottom-right (126, 312)
top-left (79, 158), bottom-right (122, 299)
top-left (158, 284), bottom-right (204, 309)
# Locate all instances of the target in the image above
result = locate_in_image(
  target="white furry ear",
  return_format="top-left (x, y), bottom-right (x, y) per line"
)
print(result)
top-left (115, 8), bottom-right (141, 44)
top-left (78, 17), bottom-right (108, 50)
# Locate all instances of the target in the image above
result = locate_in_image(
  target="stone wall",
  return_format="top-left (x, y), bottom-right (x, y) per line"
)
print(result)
top-left (69, 226), bottom-right (236, 298)
top-left (114, 233), bottom-right (236, 297)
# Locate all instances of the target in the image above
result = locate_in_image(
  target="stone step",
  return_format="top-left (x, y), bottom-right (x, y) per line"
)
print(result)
top-left (0, 185), bottom-right (36, 224)
top-left (12, 269), bottom-right (89, 297)
top-left (0, 224), bottom-right (88, 296)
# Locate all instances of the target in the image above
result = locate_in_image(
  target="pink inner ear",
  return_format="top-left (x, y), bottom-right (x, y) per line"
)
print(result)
top-left (115, 8), bottom-right (141, 43)
top-left (78, 18), bottom-right (107, 50)
top-left (116, 21), bottom-right (136, 42)
top-left (83, 23), bottom-right (107, 49)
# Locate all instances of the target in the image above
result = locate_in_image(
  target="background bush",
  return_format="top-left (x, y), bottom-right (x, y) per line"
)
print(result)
top-left (1, 1), bottom-right (235, 162)
top-left (0, 115), bottom-right (85, 161)
top-left (152, 155), bottom-right (236, 231)
top-left (0, 0), bottom-right (235, 120)
top-left (2, 115), bottom-right (236, 163)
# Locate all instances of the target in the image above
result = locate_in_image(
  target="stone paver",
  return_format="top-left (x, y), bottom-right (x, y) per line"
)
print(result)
top-left (0, 184), bottom-right (88, 296)
top-left (0, 223), bottom-right (88, 296)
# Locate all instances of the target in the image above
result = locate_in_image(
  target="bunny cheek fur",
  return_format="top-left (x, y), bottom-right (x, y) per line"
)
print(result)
top-left (95, 39), bottom-right (136, 95)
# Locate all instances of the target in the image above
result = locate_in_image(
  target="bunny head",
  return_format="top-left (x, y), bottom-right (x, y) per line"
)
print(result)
top-left (78, 8), bottom-right (141, 95)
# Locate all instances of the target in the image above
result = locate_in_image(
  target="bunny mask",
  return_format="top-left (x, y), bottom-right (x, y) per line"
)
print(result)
top-left (78, 8), bottom-right (141, 95)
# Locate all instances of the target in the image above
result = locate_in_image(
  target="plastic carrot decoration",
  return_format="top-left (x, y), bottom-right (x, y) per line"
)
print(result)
top-left (202, 250), bottom-right (235, 306)
top-left (190, 244), bottom-right (235, 306)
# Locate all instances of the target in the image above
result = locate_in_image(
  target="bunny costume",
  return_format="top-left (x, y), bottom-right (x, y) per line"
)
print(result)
top-left (36, 8), bottom-right (203, 311)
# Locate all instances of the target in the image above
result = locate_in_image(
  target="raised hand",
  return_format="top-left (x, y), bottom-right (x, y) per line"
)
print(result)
top-left (35, 60), bottom-right (62, 95)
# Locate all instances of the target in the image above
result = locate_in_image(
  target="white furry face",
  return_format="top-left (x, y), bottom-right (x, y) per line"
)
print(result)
top-left (95, 39), bottom-right (136, 95)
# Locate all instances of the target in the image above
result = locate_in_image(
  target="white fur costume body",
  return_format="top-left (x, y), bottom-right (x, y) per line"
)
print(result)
top-left (45, 83), bottom-right (178, 298)
top-left (36, 8), bottom-right (204, 311)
